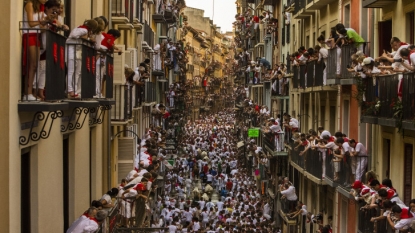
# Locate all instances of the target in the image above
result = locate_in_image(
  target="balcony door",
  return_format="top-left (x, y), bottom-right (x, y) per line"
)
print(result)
top-left (21, 149), bottom-right (31, 233)
top-left (403, 144), bottom-right (413, 204)
top-left (378, 20), bottom-right (392, 56)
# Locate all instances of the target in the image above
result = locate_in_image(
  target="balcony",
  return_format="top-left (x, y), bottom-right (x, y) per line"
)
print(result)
top-left (307, 0), bottom-right (338, 10)
top-left (326, 45), bottom-right (356, 85)
top-left (142, 21), bottom-right (155, 51)
top-left (143, 81), bottom-right (157, 104)
top-left (261, 129), bottom-right (289, 156)
top-left (111, 0), bottom-right (136, 27)
top-left (293, 0), bottom-right (313, 19)
top-left (361, 72), bottom-right (415, 130)
top-left (362, 0), bottom-right (397, 8)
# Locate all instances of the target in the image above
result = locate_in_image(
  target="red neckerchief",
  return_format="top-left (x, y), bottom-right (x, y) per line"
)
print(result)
top-left (78, 25), bottom-right (90, 31)
top-left (40, 4), bottom-right (45, 12)
top-left (401, 208), bottom-right (413, 219)
top-left (400, 42), bottom-right (408, 46)
top-left (351, 142), bottom-right (359, 149)
top-left (89, 217), bottom-right (99, 224)
top-left (408, 50), bottom-right (415, 65)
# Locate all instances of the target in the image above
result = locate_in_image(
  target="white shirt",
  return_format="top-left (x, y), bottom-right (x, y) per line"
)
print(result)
top-left (280, 185), bottom-right (298, 201)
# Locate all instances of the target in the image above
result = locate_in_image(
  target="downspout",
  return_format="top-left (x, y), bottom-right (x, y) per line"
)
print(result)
top-left (109, 0), bottom-right (112, 29)
top-left (107, 109), bottom-right (112, 190)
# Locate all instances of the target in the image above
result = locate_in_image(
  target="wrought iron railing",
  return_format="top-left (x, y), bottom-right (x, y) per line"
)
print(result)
top-left (20, 27), bottom-right (67, 101)
top-left (143, 21), bottom-right (154, 48)
top-left (326, 45), bottom-right (355, 80)
top-left (262, 131), bottom-right (286, 152)
top-left (402, 72), bottom-right (415, 120)
top-left (112, 0), bottom-right (137, 23)
top-left (293, 66), bottom-right (299, 88)
top-left (66, 39), bottom-right (97, 99)
top-left (112, 84), bottom-right (133, 121)
top-left (144, 82), bottom-right (156, 103)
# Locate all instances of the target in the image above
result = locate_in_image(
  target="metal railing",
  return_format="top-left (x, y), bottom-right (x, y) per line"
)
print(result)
top-left (293, 66), bottom-right (299, 88)
top-left (357, 205), bottom-right (390, 233)
top-left (20, 27), bottom-right (67, 101)
top-left (143, 21), bottom-right (154, 48)
top-left (271, 77), bottom-right (289, 96)
top-left (299, 65), bottom-right (306, 88)
top-left (262, 131), bottom-right (286, 152)
top-left (363, 72), bottom-right (415, 121)
top-left (402, 72), bottom-right (415, 120)
top-left (112, 84), bottom-right (133, 121)
top-left (144, 82), bottom-right (156, 103)
top-left (112, 0), bottom-right (136, 23)
top-left (66, 39), bottom-right (97, 99)
top-left (326, 45), bottom-right (355, 80)
top-left (325, 155), bottom-right (369, 188)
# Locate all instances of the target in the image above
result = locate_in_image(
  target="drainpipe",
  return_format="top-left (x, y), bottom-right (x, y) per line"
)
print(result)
top-left (107, 109), bottom-right (112, 190)
top-left (109, 0), bottom-right (112, 29)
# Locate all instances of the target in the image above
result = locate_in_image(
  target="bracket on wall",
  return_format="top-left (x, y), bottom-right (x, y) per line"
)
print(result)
top-left (61, 107), bottom-right (91, 132)
top-left (19, 110), bottom-right (63, 146)
top-left (89, 105), bottom-right (112, 126)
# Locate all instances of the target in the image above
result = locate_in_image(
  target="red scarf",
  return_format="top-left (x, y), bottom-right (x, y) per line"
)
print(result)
top-left (78, 25), bottom-right (91, 31)
top-left (89, 217), bottom-right (99, 224)
top-left (400, 42), bottom-right (408, 46)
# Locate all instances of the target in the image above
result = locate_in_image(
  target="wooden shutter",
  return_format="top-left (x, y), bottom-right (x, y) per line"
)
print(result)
top-left (117, 138), bottom-right (136, 184)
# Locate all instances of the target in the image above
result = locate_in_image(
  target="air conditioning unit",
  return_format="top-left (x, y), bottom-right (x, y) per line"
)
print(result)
top-left (113, 45), bottom-right (126, 84)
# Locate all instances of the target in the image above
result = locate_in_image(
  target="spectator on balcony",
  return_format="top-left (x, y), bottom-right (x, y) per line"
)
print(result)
top-left (66, 19), bottom-right (98, 98)
top-left (325, 29), bottom-right (341, 75)
top-left (350, 180), bottom-right (373, 203)
top-left (31, 0), bottom-right (66, 100)
top-left (22, 0), bottom-right (49, 101)
top-left (337, 28), bottom-right (365, 52)
top-left (317, 126), bottom-right (331, 139)
top-left (362, 57), bottom-right (382, 76)
top-left (315, 45), bottom-right (328, 85)
top-left (317, 135), bottom-right (338, 179)
top-left (348, 139), bottom-right (367, 182)
top-left (280, 182), bottom-right (298, 212)
top-left (387, 205), bottom-right (415, 231)
top-left (94, 29), bottom-right (121, 98)
top-left (399, 45), bottom-right (415, 71)
top-left (380, 37), bottom-right (410, 72)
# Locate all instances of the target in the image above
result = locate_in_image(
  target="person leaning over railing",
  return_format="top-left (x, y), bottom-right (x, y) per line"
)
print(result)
top-left (379, 37), bottom-right (410, 72)
top-left (32, 0), bottom-right (69, 100)
top-left (66, 19), bottom-right (99, 98)
top-left (66, 207), bottom-right (108, 233)
top-left (22, 0), bottom-right (60, 101)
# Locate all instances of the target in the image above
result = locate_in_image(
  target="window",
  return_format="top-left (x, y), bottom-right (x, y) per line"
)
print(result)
top-left (63, 137), bottom-right (69, 231)
top-left (407, 12), bottom-right (414, 45)
top-left (21, 149), bottom-right (31, 233)
top-left (344, 4), bottom-right (350, 28)
top-left (342, 100), bottom-right (350, 136)
top-left (403, 144), bottom-right (413, 204)
top-left (382, 139), bottom-right (391, 178)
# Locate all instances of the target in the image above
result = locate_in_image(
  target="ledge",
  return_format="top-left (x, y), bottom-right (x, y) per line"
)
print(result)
top-left (64, 100), bottom-right (100, 108)
top-left (323, 177), bottom-right (339, 188)
top-left (97, 99), bottom-right (116, 106)
top-left (326, 78), bottom-right (341, 85)
top-left (337, 185), bottom-right (354, 198)
top-left (377, 118), bottom-right (397, 127)
top-left (402, 121), bottom-right (415, 131)
top-left (18, 101), bottom-right (69, 112)
top-left (361, 115), bottom-right (378, 124)
top-left (117, 23), bottom-right (134, 30)
top-left (304, 171), bottom-right (324, 185)
top-left (340, 78), bottom-right (358, 85)
top-left (271, 95), bottom-right (290, 99)
top-left (289, 160), bottom-right (305, 174)
top-left (111, 16), bottom-right (129, 24)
